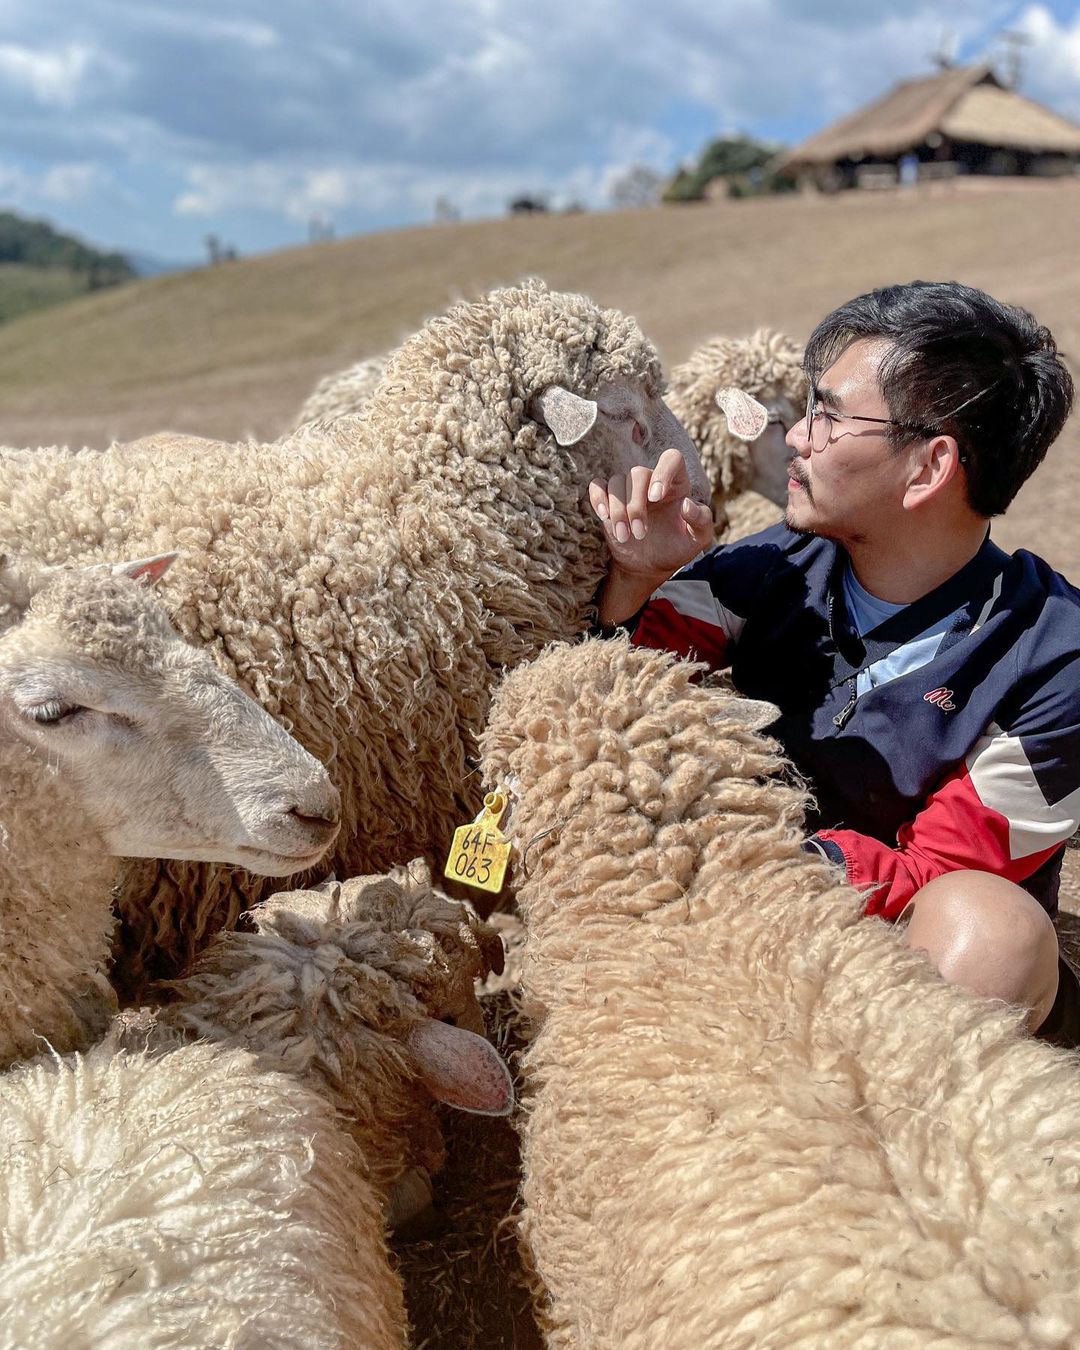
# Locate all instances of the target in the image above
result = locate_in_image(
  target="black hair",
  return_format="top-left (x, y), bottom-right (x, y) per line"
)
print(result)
top-left (803, 281), bottom-right (1073, 516)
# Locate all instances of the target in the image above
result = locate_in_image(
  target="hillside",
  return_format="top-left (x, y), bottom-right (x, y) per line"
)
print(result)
top-left (0, 211), bottom-right (134, 323)
top-left (1, 179), bottom-right (1078, 576)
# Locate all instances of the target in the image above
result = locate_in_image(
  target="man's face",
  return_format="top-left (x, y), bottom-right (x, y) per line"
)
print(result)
top-left (784, 337), bottom-right (919, 544)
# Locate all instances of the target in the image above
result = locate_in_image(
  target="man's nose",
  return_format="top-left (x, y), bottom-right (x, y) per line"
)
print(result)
top-left (786, 419), bottom-right (812, 457)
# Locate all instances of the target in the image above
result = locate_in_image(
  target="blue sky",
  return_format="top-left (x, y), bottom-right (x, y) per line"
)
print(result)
top-left (1, 1), bottom-right (1078, 262)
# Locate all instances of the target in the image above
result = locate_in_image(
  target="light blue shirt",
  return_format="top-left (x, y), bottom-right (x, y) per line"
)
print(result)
top-left (843, 566), bottom-right (964, 697)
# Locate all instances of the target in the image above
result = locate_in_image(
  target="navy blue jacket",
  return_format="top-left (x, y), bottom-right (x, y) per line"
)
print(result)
top-left (632, 524), bottom-right (1080, 917)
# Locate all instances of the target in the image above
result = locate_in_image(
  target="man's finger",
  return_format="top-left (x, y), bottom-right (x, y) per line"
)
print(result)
top-left (627, 465), bottom-right (653, 539)
top-left (607, 473), bottom-right (629, 543)
top-left (681, 496), bottom-right (714, 550)
top-left (647, 447), bottom-right (689, 503)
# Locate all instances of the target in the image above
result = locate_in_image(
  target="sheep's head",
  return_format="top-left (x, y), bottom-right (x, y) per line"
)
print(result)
top-left (668, 329), bottom-right (807, 516)
top-left (480, 637), bottom-right (807, 932)
top-left (0, 554), bottom-right (341, 875)
top-left (165, 860), bottom-right (512, 1193)
top-left (370, 278), bottom-right (710, 508)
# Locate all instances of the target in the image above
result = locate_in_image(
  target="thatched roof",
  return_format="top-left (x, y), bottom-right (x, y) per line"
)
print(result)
top-left (780, 66), bottom-right (1080, 168)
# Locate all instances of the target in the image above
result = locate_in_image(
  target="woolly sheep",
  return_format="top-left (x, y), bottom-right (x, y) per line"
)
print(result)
top-left (481, 636), bottom-right (1080, 1348)
top-left (667, 328), bottom-right (805, 539)
top-left (0, 280), bottom-right (708, 998)
top-left (0, 554), bottom-right (339, 1068)
top-left (0, 864), bottom-right (510, 1348)
top-left (162, 862), bottom-right (513, 1194)
top-left (293, 353), bottom-right (388, 428)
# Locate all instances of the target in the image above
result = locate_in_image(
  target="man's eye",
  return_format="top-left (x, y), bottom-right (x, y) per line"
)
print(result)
top-left (25, 700), bottom-right (83, 725)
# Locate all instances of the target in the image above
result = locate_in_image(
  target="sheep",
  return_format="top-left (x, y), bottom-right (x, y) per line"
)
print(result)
top-left (293, 353), bottom-right (388, 428)
top-left (0, 1035), bottom-right (400, 1350)
top-left (0, 863), bottom-right (511, 1348)
top-left (161, 862), bottom-right (513, 1197)
top-left (0, 280), bottom-right (709, 999)
top-left (666, 328), bottom-right (805, 540)
top-left (0, 553), bottom-right (340, 1069)
top-left (480, 636), bottom-right (1080, 1348)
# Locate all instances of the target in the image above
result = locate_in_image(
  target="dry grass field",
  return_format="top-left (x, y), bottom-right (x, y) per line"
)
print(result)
top-left (2, 179), bottom-right (1080, 1344)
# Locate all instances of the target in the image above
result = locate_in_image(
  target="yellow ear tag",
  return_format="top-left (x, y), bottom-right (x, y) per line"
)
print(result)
top-left (444, 791), bottom-right (512, 895)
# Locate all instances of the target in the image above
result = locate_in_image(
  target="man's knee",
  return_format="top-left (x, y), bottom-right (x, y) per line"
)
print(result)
top-left (902, 870), bottom-right (1059, 1029)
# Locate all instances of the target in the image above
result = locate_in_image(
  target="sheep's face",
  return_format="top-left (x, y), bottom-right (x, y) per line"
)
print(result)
top-left (743, 393), bottom-right (803, 504)
top-left (0, 560), bottom-right (341, 875)
top-left (530, 376), bottom-right (710, 506)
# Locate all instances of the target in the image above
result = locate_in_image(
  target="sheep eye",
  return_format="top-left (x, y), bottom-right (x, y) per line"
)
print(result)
top-left (25, 700), bottom-right (82, 725)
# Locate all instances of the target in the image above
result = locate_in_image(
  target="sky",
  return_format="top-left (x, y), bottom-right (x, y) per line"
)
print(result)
top-left (1, 0), bottom-right (1079, 264)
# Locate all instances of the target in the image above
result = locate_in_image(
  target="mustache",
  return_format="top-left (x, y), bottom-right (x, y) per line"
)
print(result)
top-left (787, 459), bottom-right (812, 496)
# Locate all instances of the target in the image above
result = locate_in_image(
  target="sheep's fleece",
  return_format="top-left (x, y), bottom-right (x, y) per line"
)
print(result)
top-left (0, 1036), bottom-right (403, 1350)
top-left (293, 353), bottom-right (388, 428)
top-left (481, 636), bottom-right (1080, 1349)
top-left (0, 280), bottom-right (703, 996)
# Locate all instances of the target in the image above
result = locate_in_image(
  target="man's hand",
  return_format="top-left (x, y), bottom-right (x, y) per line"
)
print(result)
top-left (589, 448), bottom-right (714, 625)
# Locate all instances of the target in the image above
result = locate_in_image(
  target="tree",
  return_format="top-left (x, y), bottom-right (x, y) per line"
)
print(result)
top-left (662, 135), bottom-right (794, 203)
top-left (609, 165), bottom-right (664, 210)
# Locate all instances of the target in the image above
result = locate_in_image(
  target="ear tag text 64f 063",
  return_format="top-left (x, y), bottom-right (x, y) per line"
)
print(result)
top-left (444, 791), bottom-right (511, 895)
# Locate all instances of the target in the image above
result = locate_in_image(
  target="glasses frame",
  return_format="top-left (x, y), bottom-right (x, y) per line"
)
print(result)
top-left (804, 386), bottom-right (932, 453)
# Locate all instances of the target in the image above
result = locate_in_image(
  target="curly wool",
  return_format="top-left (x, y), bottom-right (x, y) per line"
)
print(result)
top-left (0, 281), bottom-right (666, 998)
top-left (667, 328), bottom-right (805, 518)
top-left (481, 637), bottom-right (1080, 1349)
top-left (0, 742), bottom-right (116, 1067)
top-left (723, 487), bottom-right (785, 542)
top-left (163, 860), bottom-right (500, 1193)
top-left (0, 1036), bottom-right (404, 1350)
top-left (293, 354), bottom-right (388, 428)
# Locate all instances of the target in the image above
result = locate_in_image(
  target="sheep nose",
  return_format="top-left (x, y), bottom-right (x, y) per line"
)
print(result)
top-left (288, 782), bottom-right (342, 832)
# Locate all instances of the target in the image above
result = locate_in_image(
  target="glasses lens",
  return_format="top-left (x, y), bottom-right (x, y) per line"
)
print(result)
top-left (806, 389), bottom-right (829, 451)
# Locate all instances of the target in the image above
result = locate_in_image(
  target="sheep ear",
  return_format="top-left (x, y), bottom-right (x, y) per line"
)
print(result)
top-left (715, 386), bottom-right (769, 442)
top-left (719, 697), bottom-right (780, 732)
top-left (404, 1018), bottom-right (514, 1117)
top-left (110, 553), bottom-right (179, 587)
top-left (531, 385), bottom-right (598, 446)
top-left (723, 702), bottom-right (777, 734)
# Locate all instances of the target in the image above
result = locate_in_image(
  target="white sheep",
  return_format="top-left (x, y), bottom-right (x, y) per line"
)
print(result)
top-left (0, 553), bottom-right (340, 1068)
top-left (481, 636), bottom-right (1080, 1347)
top-left (293, 353), bottom-right (388, 428)
top-left (667, 328), bottom-right (805, 540)
top-left (0, 280), bottom-right (709, 999)
top-left (0, 865), bottom-right (510, 1349)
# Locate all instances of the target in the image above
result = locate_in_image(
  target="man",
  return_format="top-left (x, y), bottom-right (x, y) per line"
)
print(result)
top-left (590, 281), bottom-right (1080, 1044)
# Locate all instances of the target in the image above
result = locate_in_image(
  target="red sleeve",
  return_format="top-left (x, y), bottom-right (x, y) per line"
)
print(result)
top-left (817, 748), bottom-right (1074, 920)
top-left (631, 575), bottom-right (742, 669)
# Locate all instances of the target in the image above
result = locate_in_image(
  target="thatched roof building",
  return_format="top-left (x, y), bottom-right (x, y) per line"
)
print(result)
top-left (778, 66), bottom-right (1080, 189)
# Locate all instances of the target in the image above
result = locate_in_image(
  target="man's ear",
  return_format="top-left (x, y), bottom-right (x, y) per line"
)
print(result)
top-left (903, 434), bottom-right (962, 510)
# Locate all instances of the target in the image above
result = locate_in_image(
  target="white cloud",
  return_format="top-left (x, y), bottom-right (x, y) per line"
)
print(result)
top-left (1014, 5), bottom-right (1080, 119)
top-left (0, 157), bottom-right (112, 200)
top-left (2, 0), bottom-right (1078, 254)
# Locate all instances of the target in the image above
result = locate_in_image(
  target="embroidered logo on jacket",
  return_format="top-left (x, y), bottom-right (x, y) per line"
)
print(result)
top-left (924, 687), bottom-right (958, 711)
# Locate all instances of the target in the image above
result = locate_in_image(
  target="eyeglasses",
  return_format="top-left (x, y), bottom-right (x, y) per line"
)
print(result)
top-left (803, 379), bottom-right (1001, 458)
top-left (804, 386), bottom-right (930, 453)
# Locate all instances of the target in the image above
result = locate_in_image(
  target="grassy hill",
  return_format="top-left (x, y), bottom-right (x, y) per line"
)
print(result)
top-left (1, 179), bottom-right (1078, 574)
top-left (0, 263), bottom-right (94, 324)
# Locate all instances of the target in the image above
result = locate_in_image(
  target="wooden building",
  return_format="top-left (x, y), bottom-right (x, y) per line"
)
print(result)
top-left (778, 65), bottom-right (1080, 191)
